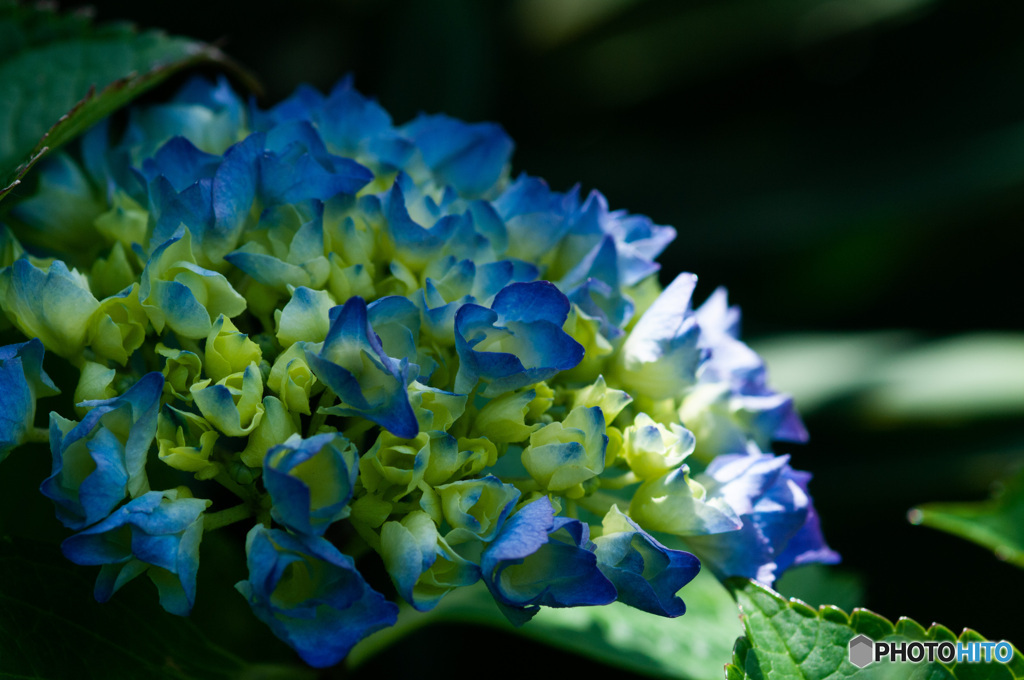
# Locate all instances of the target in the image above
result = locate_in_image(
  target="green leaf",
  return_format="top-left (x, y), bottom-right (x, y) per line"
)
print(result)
top-left (0, 1), bottom-right (253, 202)
top-left (910, 466), bottom-right (1024, 569)
top-left (0, 536), bottom-right (247, 680)
top-left (726, 578), bottom-right (1024, 680)
top-left (349, 567), bottom-right (743, 680)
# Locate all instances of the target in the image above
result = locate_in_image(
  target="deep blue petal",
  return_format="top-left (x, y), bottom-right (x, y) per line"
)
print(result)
top-left (141, 136), bottom-right (220, 191)
top-left (454, 282), bottom-right (583, 396)
top-left (305, 297), bottom-right (418, 438)
top-left (0, 339), bottom-right (58, 460)
top-left (61, 491), bottom-right (206, 615)
top-left (237, 526), bottom-right (398, 668)
top-left (482, 497), bottom-right (616, 624)
top-left (41, 373), bottom-right (163, 529)
top-left (593, 509), bottom-right (700, 617)
top-left (403, 113), bottom-right (513, 197)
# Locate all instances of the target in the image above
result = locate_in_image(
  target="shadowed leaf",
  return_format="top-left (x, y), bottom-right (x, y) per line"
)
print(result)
top-left (0, 1), bottom-right (255, 202)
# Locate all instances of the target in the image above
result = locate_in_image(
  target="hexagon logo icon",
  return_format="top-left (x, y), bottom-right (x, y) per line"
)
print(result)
top-left (849, 634), bottom-right (874, 668)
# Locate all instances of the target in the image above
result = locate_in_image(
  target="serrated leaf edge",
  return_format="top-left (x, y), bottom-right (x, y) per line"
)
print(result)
top-left (725, 578), bottom-right (1023, 679)
top-left (0, 14), bottom-right (259, 203)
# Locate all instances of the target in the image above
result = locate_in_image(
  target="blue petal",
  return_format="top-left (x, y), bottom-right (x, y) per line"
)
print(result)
top-left (693, 287), bottom-right (809, 447)
top-left (141, 136), bottom-right (220, 191)
top-left (0, 339), bottom-right (59, 461)
top-left (567, 277), bottom-right (633, 340)
top-left (771, 470), bottom-right (840, 573)
top-left (457, 199), bottom-right (510, 259)
top-left (454, 282), bottom-right (584, 396)
top-left (562, 190), bottom-right (675, 287)
top-left (686, 453), bottom-right (837, 584)
top-left (0, 355), bottom-right (35, 460)
top-left (305, 297), bottom-right (418, 438)
top-left (481, 496), bottom-right (616, 624)
top-left (61, 490), bottom-right (207, 615)
top-left (615, 273), bottom-right (704, 400)
top-left (41, 373), bottom-right (163, 529)
top-left (258, 122), bottom-right (374, 205)
top-left (236, 526), bottom-right (398, 668)
top-left (473, 260), bottom-right (539, 302)
top-left (403, 113), bottom-right (513, 197)
top-left (257, 84), bottom-right (325, 127)
top-left (212, 133), bottom-right (261, 246)
top-left (148, 176), bottom-right (215, 255)
top-left (492, 174), bottom-right (581, 262)
top-left (264, 432), bottom-right (359, 536)
top-left (321, 78), bottom-right (415, 168)
top-left (383, 175), bottom-right (462, 266)
top-left (320, 76), bottom-right (393, 144)
top-left (593, 508), bottom-right (700, 617)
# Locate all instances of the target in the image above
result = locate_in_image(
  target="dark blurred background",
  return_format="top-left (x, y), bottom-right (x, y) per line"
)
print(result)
top-left (52, 0), bottom-right (1024, 675)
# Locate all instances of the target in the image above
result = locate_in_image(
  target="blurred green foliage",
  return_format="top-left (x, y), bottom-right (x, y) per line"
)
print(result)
top-left (0, 1), bottom-right (243, 198)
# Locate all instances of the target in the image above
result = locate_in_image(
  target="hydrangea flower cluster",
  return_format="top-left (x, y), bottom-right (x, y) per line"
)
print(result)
top-left (0, 76), bottom-right (838, 667)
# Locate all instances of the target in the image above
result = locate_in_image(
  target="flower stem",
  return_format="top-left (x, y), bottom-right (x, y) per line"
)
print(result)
top-left (175, 334), bottom-right (203, 357)
top-left (204, 503), bottom-right (254, 532)
top-left (307, 389), bottom-right (336, 436)
top-left (574, 491), bottom-right (620, 517)
top-left (599, 471), bottom-right (639, 490)
top-left (214, 470), bottom-right (255, 502)
top-left (506, 477), bottom-right (540, 494)
top-left (25, 427), bottom-right (49, 444)
top-left (255, 493), bottom-right (273, 527)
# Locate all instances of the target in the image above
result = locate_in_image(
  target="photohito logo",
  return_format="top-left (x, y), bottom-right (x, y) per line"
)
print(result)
top-left (848, 634), bottom-right (1014, 668)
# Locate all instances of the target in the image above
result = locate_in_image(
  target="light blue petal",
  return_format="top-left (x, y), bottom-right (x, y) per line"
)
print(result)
top-left (686, 453), bottom-right (837, 584)
top-left (614, 273), bottom-right (703, 400)
top-left (492, 174), bottom-right (580, 263)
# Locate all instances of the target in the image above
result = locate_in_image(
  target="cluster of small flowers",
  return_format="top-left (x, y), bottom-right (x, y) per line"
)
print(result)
top-left (0, 77), bottom-right (837, 667)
